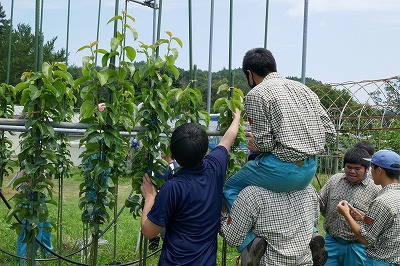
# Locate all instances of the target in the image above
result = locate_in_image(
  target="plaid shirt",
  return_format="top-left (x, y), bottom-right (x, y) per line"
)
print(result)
top-left (245, 72), bottom-right (336, 162)
top-left (361, 183), bottom-right (400, 264)
top-left (319, 173), bottom-right (380, 240)
top-left (220, 185), bottom-right (318, 266)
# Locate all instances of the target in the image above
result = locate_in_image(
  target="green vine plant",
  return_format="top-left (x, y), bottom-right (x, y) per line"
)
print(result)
top-left (75, 12), bottom-right (138, 263)
top-left (167, 81), bottom-right (210, 129)
top-left (126, 31), bottom-right (183, 218)
top-left (0, 83), bottom-right (17, 188)
top-left (213, 85), bottom-right (247, 178)
top-left (6, 61), bottom-right (75, 266)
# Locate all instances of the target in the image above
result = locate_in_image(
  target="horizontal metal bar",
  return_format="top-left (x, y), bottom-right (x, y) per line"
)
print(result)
top-left (0, 118), bottom-right (223, 136)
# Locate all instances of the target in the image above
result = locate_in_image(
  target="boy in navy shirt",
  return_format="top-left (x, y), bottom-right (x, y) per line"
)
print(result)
top-left (141, 109), bottom-right (240, 265)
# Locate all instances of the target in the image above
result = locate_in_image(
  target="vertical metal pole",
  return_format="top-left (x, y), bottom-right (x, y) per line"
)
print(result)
top-left (206, 0), bottom-right (215, 114)
top-left (228, 0), bottom-right (233, 86)
top-left (263, 0), bottom-right (269, 49)
top-left (66, 0), bottom-right (71, 65)
top-left (39, 0), bottom-right (44, 67)
top-left (95, 0), bottom-right (102, 66)
top-left (301, 0), bottom-right (309, 84)
top-left (188, 0), bottom-right (193, 78)
top-left (6, 0), bottom-right (14, 84)
top-left (34, 0), bottom-right (41, 72)
top-left (157, 0), bottom-right (163, 43)
top-left (152, 0), bottom-right (157, 44)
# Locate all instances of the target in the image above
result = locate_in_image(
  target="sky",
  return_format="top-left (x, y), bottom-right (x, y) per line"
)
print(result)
top-left (2, 0), bottom-right (400, 85)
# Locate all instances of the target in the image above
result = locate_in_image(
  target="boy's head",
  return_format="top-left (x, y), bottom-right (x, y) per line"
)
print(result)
top-left (354, 141), bottom-right (374, 157)
top-left (170, 123), bottom-right (209, 168)
top-left (343, 147), bottom-right (370, 184)
top-left (365, 150), bottom-right (400, 180)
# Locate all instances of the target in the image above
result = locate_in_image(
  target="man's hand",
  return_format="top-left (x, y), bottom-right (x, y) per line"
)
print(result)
top-left (245, 131), bottom-right (259, 153)
top-left (141, 173), bottom-right (157, 201)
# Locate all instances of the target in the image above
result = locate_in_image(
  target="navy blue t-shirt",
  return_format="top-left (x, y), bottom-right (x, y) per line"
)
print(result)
top-left (147, 146), bottom-right (228, 266)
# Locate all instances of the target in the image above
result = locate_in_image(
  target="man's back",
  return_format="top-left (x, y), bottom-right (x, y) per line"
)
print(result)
top-left (245, 72), bottom-right (336, 161)
top-left (148, 146), bottom-right (228, 265)
top-left (221, 185), bottom-right (318, 265)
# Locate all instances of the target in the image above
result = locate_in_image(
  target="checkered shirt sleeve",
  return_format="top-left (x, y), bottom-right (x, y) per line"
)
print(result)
top-left (244, 72), bottom-right (336, 162)
top-left (220, 185), bottom-right (318, 265)
top-left (360, 184), bottom-right (400, 264)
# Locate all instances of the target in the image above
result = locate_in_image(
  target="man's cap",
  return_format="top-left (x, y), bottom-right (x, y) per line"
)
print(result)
top-left (364, 150), bottom-right (400, 171)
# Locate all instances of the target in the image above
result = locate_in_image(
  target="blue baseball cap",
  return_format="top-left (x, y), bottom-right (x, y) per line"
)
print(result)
top-left (364, 150), bottom-right (400, 171)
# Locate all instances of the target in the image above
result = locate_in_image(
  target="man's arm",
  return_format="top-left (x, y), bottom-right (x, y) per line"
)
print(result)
top-left (317, 103), bottom-right (336, 143)
top-left (141, 173), bottom-right (163, 239)
top-left (218, 108), bottom-right (241, 151)
top-left (337, 200), bottom-right (368, 245)
top-left (244, 93), bottom-right (274, 153)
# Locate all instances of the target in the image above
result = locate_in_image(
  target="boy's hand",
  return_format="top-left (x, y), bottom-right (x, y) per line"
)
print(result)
top-left (141, 173), bottom-right (157, 201)
top-left (232, 108), bottom-right (241, 121)
top-left (337, 200), bottom-right (352, 218)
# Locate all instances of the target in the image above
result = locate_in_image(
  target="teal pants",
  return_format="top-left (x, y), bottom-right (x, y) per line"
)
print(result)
top-left (325, 233), bottom-right (367, 266)
top-left (223, 153), bottom-right (317, 251)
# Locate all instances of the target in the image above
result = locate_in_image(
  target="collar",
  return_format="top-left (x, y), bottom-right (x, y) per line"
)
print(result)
top-left (264, 72), bottom-right (283, 81)
top-left (176, 161), bottom-right (206, 176)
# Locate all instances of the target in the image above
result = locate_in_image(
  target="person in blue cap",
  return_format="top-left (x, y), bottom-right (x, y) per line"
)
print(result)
top-left (337, 149), bottom-right (400, 266)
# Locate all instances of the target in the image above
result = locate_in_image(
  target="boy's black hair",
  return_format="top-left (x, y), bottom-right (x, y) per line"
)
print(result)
top-left (354, 141), bottom-right (375, 157)
top-left (242, 48), bottom-right (277, 77)
top-left (170, 123), bottom-right (209, 168)
top-left (371, 163), bottom-right (400, 180)
top-left (343, 147), bottom-right (370, 169)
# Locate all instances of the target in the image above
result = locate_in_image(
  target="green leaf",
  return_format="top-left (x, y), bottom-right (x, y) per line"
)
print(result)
top-left (107, 15), bottom-right (123, 24)
top-left (125, 24), bottom-right (138, 40)
top-left (217, 84), bottom-right (229, 94)
top-left (42, 62), bottom-right (52, 80)
top-left (80, 100), bottom-right (96, 120)
top-left (29, 86), bottom-right (41, 101)
top-left (77, 44), bottom-right (91, 52)
top-left (110, 37), bottom-right (121, 52)
top-left (97, 72), bottom-right (109, 86)
top-left (54, 62), bottom-right (67, 71)
top-left (172, 37), bottom-right (183, 48)
top-left (124, 46), bottom-right (137, 62)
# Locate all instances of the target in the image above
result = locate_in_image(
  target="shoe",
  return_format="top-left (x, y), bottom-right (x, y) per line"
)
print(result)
top-left (309, 233), bottom-right (327, 266)
top-left (312, 248), bottom-right (328, 266)
top-left (240, 237), bottom-right (267, 266)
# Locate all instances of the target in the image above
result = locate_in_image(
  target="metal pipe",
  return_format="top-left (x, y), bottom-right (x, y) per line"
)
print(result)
top-left (95, 0), bottom-right (102, 66)
top-left (66, 0), bottom-right (71, 65)
top-left (0, 120), bottom-right (223, 136)
top-left (206, 0), bottom-right (215, 114)
top-left (264, 0), bottom-right (269, 49)
top-left (228, 0), bottom-right (233, 86)
top-left (301, 0), bottom-right (309, 84)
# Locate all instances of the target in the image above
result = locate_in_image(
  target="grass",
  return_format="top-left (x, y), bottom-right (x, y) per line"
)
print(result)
top-left (0, 169), bottom-right (329, 265)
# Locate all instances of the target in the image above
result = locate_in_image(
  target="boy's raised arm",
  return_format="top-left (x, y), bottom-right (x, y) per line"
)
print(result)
top-left (218, 108), bottom-right (241, 151)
